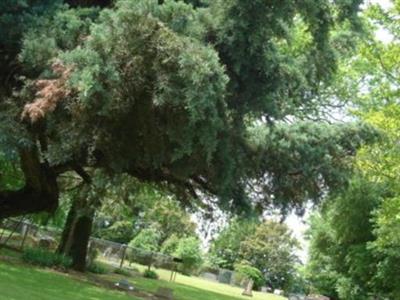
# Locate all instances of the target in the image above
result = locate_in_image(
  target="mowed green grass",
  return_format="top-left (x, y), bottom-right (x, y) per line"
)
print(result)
top-left (103, 262), bottom-right (286, 300)
top-left (0, 247), bottom-right (286, 300)
top-left (0, 259), bottom-right (140, 300)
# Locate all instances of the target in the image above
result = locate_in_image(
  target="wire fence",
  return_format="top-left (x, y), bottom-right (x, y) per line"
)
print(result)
top-left (0, 218), bottom-right (240, 286)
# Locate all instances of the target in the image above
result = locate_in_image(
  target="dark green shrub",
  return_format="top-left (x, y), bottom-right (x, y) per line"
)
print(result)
top-left (87, 262), bottom-right (109, 274)
top-left (22, 248), bottom-right (72, 269)
top-left (114, 268), bottom-right (132, 276)
top-left (143, 269), bottom-right (159, 279)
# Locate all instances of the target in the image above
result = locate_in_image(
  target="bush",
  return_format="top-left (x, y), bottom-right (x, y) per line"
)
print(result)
top-left (174, 237), bottom-right (203, 275)
top-left (87, 262), bottom-right (109, 274)
top-left (143, 269), bottom-right (159, 279)
top-left (22, 248), bottom-right (72, 269)
top-left (114, 268), bottom-right (132, 276)
top-left (234, 262), bottom-right (264, 289)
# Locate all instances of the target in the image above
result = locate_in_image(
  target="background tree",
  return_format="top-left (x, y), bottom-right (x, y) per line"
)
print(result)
top-left (209, 218), bottom-right (300, 291)
top-left (306, 177), bottom-right (384, 299)
top-left (240, 221), bottom-right (300, 291)
top-left (129, 227), bottom-right (161, 253)
top-left (208, 218), bottom-right (258, 270)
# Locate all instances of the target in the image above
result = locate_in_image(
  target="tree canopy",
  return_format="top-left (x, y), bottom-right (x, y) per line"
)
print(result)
top-left (0, 0), bottom-right (376, 222)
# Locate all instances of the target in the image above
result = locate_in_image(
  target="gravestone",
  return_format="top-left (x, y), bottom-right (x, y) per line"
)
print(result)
top-left (289, 294), bottom-right (306, 300)
top-left (218, 269), bottom-right (233, 284)
top-left (261, 287), bottom-right (269, 293)
top-left (38, 237), bottom-right (55, 249)
top-left (202, 272), bottom-right (218, 281)
top-left (115, 279), bottom-right (134, 291)
top-left (306, 295), bottom-right (330, 300)
top-left (242, 279), bottom-right (254, 297)
top-left (155, 287), bottom-right (174, 300)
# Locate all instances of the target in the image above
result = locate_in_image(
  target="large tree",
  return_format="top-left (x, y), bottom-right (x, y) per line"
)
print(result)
top-left (0, 0), bottom-right (377, 269)
top-left (240, 220), bottom-right (300, 291)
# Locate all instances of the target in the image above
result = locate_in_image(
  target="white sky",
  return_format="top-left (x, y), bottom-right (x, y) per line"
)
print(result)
top-left (285, 211), bottom-right (310, 263)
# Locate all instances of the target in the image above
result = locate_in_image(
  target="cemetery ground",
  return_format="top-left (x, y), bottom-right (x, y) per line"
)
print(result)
top-left (0, 248), bottom-right (286, 300)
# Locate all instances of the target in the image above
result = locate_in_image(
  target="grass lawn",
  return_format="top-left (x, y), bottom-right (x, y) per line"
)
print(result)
top-left (103, 262), bottom-right (286, 300)
top-left (0, 247), bottom-right (286, 300)
top-left (0, 259), bottom-right (140, 300)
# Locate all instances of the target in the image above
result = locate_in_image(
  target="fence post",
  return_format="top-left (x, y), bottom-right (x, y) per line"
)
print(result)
top-left (119, 244), bottom-right (127, 269)
top-left (20, 223), bottom-right (30, 250)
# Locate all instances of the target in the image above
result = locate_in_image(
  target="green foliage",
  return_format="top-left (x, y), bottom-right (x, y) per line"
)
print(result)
top-left (87, 262), bottom-right (109, 274)
top-left (114, 268), bottom-right (132, 277)
top-left (129, 228), bottom-right (161, 252)
top-left (127, 227), bottom-right (160, 267)
top-left (212, 0), bottom-right (362, 118)
top-left (22, 248), bottom-right (72, 269)
top-left (234, 262), bottom-right (264, 289)
top-left (146, 198), bottom-right (196, 240)
top-left (247, 121), bottom-right (379, 212)
top-left (210, 218), bottom-right (301, 291)
top-left (209, 218), bottom-right (257, 270)
top-left (0, 152), bottom-right (24, 191)
top-left (306, 177), bottom-right (385, 299)
top-left (161, 234), bottom-right (180, 255)
top-left (20, 6), bottom-right (99, 74)
top-left (305, 3), bottom-right (400, 298)
top-left (143, 269), bottom-right (159, 279)
top-left (174, 237), bottom-right (203, 275)
top-left (97, 221), bottom-right (135, 244)
top-left (240, 220), bottom-right (300, 291)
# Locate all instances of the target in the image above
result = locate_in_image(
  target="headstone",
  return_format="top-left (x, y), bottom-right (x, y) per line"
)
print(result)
top-left (261, 287), bottom-right (268, 293)
top-left (274, 289), bottom-right (284, 296)
top-left (38, 237), bottom-right (55, 249)
top-left (242, 279), bottom-right (254, 297)
top-left (115, 279), bottom-right (134, 291)
top-left (306, 295), bottom-right (330, 300)
top-left (155, 287), bottom-right (174, 300)
top-left (218, 269), bottom-right (233, 284)
top-left (202, 272), bottom-right (218, 281)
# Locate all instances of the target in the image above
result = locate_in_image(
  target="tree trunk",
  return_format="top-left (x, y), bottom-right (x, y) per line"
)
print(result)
top-left (0, 147), bottom-right (59, 219)
top-left (58, 187), bottom-right (94, 272)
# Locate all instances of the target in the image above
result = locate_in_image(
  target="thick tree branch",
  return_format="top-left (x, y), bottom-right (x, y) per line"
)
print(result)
top-left (0, 186), bottom-right (58, 218)
top-left (0, 146), bottom-right (59, 219)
